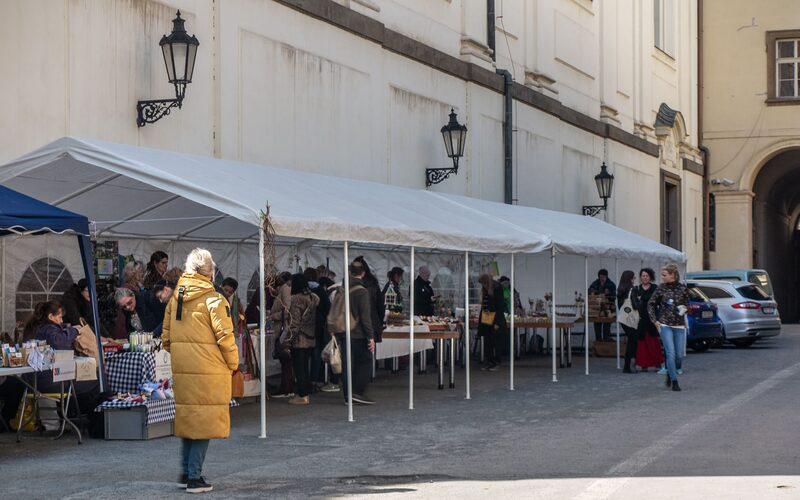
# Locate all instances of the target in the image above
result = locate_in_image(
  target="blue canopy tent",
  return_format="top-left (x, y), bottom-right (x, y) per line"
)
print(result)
top-left (0, 184), bottom-right (106, 390)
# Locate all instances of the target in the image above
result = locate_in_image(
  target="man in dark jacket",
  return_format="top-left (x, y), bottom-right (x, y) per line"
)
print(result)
top-left (588, 269), bottom-right (616, 340)
top-left (414, 266), bottom-right (436, 316)
top-left (111, 287), bottom-right (163, 338)
top-left (61, 279), bottom-right (92, 328)
top-left (304, 268), bottom-right (331, 385)
top-left (334, 260), bottom-right (375, 405)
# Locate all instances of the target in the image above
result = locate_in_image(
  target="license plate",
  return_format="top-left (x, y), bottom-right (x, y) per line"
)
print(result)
top-left (701, 311), bottom-right (713, 319)
top-left (762, 307), bottom-right (775, 314)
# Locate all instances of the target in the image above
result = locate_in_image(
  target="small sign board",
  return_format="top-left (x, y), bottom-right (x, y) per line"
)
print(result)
top-left (154, 350), bottom-right (172, 381)
top-left (52, 359), bottom-right (76, 382)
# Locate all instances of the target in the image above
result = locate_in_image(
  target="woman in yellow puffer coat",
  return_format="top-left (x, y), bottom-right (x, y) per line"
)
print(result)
top-left (162, 248), bottom-right (238, 494)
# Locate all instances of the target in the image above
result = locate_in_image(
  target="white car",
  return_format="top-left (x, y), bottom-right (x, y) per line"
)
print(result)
top-left (687, 280), bottom-right (781, 348)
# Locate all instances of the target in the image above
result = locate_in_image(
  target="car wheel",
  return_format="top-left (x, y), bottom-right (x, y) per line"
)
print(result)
top-left (691, 341), bottom-right (710, 353)
top-left (732, 339), bottom-right (756, 348)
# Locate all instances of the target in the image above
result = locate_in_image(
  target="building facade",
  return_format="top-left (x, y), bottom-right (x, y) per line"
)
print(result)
top-left (0, 1), bottom-right (702, 262)
top-left (702, 0), bottom-right (800, 321)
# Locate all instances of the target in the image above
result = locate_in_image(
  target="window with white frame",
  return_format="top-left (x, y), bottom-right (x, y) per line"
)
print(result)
top-left (654, 0), bottom-right (675, 57)
top-left (776, 39), bottom-right (800, 98)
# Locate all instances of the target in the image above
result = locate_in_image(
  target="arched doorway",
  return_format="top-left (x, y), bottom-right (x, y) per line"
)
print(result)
top-left (752, 148), bottom-right (800, 322)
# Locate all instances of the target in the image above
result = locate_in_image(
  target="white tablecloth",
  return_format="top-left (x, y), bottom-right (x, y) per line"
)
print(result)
top-left (376, 324), bottom-right (434, 360)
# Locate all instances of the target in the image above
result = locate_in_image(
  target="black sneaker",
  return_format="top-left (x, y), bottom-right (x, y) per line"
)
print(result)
top-left (352, 394), bottom-right (375, 405)
top-left (665, 374), bottom-right (672, 388)
top-left (186, 477), bottom-right (213, 494)
top-left (178, 474), bottom-right (189, 488)
top-left (672, 381), bottom-right (682, 392)
top-left (623, 367), bottom-right (633, 374)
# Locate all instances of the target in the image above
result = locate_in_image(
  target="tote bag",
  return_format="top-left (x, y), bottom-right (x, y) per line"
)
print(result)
top-left (619, 289), bottom-right (640, 329)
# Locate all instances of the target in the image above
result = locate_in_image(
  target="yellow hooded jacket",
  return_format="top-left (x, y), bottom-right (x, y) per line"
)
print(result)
top-left (162, 272), bottom-right (239, 439)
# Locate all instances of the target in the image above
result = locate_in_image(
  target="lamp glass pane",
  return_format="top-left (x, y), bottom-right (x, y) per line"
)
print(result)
top-left (185, 43), bottom-right (198, 82)
top-left (455, 127), bottom-right (467, 157)
top-left (442, 129), bottom-right (455, 158)
top-left (162, 43), bottom-right (175, 82)
top-left (172, 42), bottom-right (188, 81)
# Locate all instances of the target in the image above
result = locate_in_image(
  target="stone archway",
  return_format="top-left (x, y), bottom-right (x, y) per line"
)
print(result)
top-left (752, 148), bottom-right (800, 322)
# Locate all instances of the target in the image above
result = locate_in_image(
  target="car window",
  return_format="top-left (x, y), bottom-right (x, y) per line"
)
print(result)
top-left (737, 285), bottom-right (770, 301)
top-left (697, 286), bottom-right (733, 299)
top-left (688, 286), bottom-right (710, 302)
top-left (747, 272), bottom-right (773, 295)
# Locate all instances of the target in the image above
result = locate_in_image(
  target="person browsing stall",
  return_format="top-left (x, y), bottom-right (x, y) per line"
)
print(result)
top-left (162, 248), bottom-right (239, 493)
top-left (414, 266), bottom-right (437, 316)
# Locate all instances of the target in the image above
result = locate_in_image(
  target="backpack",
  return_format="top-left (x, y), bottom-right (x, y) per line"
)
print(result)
top-left (327, 285), bottom-right (364, 334)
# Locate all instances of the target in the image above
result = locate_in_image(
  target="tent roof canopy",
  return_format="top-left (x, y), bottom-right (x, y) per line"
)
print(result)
top-left (0, 183), bottom-right (89, 236)
top-left (0, 137), bottom-right (685, 262)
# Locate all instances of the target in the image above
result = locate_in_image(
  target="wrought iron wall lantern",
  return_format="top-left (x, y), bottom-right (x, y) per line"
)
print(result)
top-left (136, 11), bottom-right (199, 127)
top-left (582, 162), bottom-right (614, 217)
top-left (426, 109), bottom-right (468, 187)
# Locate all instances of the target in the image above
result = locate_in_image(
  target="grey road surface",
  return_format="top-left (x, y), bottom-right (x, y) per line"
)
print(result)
top-left (2, 326), bottom-right (798, 499)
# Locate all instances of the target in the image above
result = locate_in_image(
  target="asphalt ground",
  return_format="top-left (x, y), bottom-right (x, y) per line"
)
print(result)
top-left (1, 326), bottom-right (798, 499)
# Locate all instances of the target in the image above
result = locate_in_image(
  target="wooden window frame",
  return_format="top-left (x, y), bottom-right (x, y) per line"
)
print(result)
top-left (766, 29), bottom-right (800, 106)
top-left (660, 170), bottom-right (682, 251)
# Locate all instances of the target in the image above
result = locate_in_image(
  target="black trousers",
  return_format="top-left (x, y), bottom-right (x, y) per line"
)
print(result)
top-left (291, 348), bottom-right (313, 397)
top-left (594, 322), bottom-right (611, 341)
top-left (336, 335), bottom-right (372, 398)
top-left (622, 324), bottom-right (639, 369)
top-left (0, 377), bottom-right (25, 427)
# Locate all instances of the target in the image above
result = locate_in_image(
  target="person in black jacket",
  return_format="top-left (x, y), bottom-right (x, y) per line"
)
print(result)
top-left (304, 267), bottom-right (331, 386)
top-left (414, 266), bottom-right (436, 316)
top-left (588, 269), bottom-right (616, 340)
top-left (630, 268), bottom-right (663, 372)
top-left (477, 274), bottom-right (507, 371)
top-left (61, 279), bottom-right (92, 328)
top-left (354, 256), bottom-right (384, 342)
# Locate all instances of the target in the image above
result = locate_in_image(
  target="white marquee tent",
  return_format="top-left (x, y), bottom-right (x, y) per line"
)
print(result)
top-left (0, 137), bottom-right (685, 436)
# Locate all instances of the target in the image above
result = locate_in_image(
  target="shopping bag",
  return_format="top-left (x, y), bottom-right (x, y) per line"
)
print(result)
top-left (480, 310), bottom-right (496, 326)
top-left (231, 370), bottom-right (245, 398)
top-left (619, 290), bottom-right (640, 329)
top-left (74, 319), bottom-right (100, 363)
top-left (322, 336), bottom-right (342, 374)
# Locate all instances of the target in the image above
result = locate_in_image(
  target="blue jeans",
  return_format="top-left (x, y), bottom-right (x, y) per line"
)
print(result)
top-left (659, 325), bottom-right (686, 382)
top-left (182, 438), bottom-right (210, 480)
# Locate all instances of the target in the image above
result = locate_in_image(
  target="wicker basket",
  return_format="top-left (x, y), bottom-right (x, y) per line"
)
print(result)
top-left (592, 339), bottom-right (626, 357)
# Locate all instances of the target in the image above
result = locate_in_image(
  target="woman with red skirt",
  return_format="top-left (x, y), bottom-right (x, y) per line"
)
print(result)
top-left (632, 268), bottom-right (664, 371)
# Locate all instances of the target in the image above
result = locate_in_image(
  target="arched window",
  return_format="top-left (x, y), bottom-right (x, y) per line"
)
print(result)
top-left (16, 257), bottom-right (74, 323)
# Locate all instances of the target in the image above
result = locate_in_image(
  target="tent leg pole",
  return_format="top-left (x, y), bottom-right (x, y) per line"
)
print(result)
top-left (464, 251), bottom-right (470, 400)
top-left (551, 248), bottom-right (557, 383)
top-left (510, 253), bottom-right (515, 391)
top-left (615, 259), bottom-right (620, 370)
top-left (344, 242), bottom-right (354, 422)
top-left (409, 246), bottom-right (415, 410)
top-left (585, 256), bottom-right (589, 375)
top-left (258, 226), bottom-right (267, 439)
top-left (1, 238), bottom-right (4, 336)
top-left (78, 235), bottom-right (106, 392)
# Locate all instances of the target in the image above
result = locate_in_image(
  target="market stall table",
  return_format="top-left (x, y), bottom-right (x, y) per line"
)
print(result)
top-left (513, 318), bottom-right (576, 368)
top-left (0, 365), bottom-right (82, 443)
top-left (381, 330), bottom-right (458, 390)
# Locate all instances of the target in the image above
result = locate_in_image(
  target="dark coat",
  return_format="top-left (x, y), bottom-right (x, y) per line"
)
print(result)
top-left (309, 282), bottom-right (331, 344)
top-left (414, 276), bottom-right (435, 316)
top-left (61, 284), bottom-right (91, 328)
top-left (589, 278), bottom-right (616, 299)
top-left (111, 290), bottom-right (163, 339)
top-left (35, 323), bottom-right (78, 387)
top-left (361, 275), bottom-right (385, 341)
top-left (478, 282), bottom-right (507, 336)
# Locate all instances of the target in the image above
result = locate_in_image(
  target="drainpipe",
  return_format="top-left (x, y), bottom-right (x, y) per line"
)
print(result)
top-left (698, 0), bottom-right (710, 269)
top-left (496, 69), bottom-right (513, 204)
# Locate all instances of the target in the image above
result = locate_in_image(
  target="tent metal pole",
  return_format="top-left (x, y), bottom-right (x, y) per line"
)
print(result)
top-left (615, 258), bottom-right (620, 370)
top-left (1, 238), bottom-right (5, 335)
top-left (409, 246), bottom-right (415, 410)
top-left (551, 247), bottom-right (557, 383)
top-left (585, 256), bottom-right (589, 375)
top-left (78, 235), bottom-right (106, 392)
top-left (258, 226), bottom-right (267, 438)
top-left (509, 253), bottom-right (515, 391)
top-left (464, 251), bottom-right (470, 400)
top-left (343, 241), bottom-right (354, 422)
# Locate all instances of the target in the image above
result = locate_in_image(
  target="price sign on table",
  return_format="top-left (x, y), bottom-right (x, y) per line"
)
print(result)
top-left (154, 350), bottom-right (172, 381)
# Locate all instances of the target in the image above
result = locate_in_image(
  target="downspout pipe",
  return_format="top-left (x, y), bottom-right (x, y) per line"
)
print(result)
top-left (496, 69), bottom-right (513, 204)
top-left (698, 0), bottom-right (710, 269)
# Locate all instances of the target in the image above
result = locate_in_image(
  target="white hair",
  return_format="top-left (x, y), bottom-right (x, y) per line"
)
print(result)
top-left (184, 248), bottom-right (216, 278)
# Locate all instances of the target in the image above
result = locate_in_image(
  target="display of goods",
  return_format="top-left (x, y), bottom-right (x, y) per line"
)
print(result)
top-left (427, 322), bottom-right (449, 332)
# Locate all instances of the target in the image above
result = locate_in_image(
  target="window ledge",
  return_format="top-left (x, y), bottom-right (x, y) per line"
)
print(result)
top-left (654, 46), bottom-right (676, 64)
top-left (765, 97), bottom-right (800, 106)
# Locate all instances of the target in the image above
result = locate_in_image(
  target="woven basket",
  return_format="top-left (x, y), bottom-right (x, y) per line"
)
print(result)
top-left (592, 339), bottom-right (626, 357)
